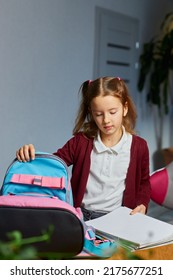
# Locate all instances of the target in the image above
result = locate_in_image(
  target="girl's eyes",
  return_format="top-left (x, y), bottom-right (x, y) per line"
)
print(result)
top-left (95, 111), bottom-right (117, 117)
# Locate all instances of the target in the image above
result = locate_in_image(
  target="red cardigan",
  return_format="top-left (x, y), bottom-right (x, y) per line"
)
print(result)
top-left (54, 132), bottom-right (151, 209)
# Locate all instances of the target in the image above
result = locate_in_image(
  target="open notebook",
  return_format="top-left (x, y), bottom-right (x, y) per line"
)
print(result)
top-left (86, 207), bottom-right (173, 251)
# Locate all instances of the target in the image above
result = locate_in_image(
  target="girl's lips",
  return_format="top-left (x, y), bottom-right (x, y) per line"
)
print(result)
top-left (104, 126), bottom-right (112, 130)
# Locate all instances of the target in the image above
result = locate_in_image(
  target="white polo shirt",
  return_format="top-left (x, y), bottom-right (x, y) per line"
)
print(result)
top-left (82, 127), bottom-right (132, 212)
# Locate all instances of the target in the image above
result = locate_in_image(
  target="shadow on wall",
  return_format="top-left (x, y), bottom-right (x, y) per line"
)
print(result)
top-left (153, 148), bottom-right (173, 170)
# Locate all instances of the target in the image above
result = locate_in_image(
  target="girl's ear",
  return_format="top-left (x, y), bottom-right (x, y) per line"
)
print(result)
top-left (123, 102), bottom-right (128, 117)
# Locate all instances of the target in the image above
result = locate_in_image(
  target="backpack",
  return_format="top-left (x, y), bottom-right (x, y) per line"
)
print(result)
top-left (0, 152), bottom-right (117, 259)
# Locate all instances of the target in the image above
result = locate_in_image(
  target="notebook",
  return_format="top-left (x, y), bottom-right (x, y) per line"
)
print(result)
top-left (86, 206), bottom-right (173, 250)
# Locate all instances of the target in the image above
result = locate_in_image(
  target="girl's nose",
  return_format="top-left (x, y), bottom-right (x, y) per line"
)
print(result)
top-left (103, 114), bottom-right (110, 124)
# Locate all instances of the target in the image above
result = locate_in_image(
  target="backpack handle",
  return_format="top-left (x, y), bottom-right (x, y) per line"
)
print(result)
top-left (11, 174), bottom-right (65, 189)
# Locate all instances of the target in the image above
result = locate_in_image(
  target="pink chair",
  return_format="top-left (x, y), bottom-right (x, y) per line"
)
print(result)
top-left (150, 162), bottom-right (173, 209)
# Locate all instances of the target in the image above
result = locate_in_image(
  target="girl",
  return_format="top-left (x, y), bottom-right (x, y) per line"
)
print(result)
top-left (16, 77), bottom-right (151, 220)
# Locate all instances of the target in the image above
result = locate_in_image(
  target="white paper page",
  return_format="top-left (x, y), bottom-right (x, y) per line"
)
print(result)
top-left (86, 207), bottom-right (173, 247)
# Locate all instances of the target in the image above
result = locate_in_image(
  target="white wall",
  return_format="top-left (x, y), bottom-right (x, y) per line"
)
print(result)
top-left (0, 0), bottom-right (173, 183)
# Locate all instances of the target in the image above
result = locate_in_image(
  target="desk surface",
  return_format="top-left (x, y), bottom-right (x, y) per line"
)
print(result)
top-left (109, 243), bottom-right (173, 260)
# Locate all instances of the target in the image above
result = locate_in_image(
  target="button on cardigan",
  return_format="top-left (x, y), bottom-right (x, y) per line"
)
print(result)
top-left (54, 132), bottom-right (151, 210)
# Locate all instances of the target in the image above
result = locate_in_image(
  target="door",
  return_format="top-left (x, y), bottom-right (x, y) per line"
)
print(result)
top-left (94, 8), bottom-right (139, 99)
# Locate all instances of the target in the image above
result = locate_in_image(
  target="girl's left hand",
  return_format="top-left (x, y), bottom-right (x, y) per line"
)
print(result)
top-left (130, 204), bottom-right (146, 215)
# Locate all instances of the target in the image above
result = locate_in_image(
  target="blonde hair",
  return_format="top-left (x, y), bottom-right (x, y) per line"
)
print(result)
top-left (73, 76), bottom-right (137, 138)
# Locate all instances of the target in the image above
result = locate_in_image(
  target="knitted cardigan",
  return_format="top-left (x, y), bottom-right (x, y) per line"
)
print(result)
top-left (54, 132), bottom-right (151, 209)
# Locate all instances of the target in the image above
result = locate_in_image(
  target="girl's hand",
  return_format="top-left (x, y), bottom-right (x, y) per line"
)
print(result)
top-left (130, 204), bottom-right (146, 215)
top-left (16, 144), bottom-right (35, 162)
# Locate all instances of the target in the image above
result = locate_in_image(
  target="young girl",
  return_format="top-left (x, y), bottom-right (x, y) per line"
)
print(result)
top-left (16, 77), bottom-right (151, 220)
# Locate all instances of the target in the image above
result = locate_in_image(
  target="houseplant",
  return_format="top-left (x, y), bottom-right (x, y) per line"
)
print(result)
top-left (137, 12), bottom-right (173, 168)
top-left (138, 12), bottom-right (173, 115)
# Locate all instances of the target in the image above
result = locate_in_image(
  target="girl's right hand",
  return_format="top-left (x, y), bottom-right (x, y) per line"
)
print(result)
top-left (16, 144), bottom-right (35, 162)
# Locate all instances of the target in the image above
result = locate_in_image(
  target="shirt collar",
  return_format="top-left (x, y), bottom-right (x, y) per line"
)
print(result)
top-left (94, 126), bottom-right (128, 154)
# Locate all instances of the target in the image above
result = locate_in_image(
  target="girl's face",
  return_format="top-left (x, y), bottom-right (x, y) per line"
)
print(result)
top-left (90, 95), bottom-right (128, 143)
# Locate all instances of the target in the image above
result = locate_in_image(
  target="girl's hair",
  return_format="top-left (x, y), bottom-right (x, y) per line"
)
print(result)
top-left (73, 76), bottom-right (137, 138)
